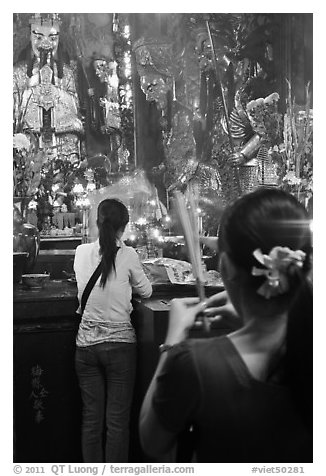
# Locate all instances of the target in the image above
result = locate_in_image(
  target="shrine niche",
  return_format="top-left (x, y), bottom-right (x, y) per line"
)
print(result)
top-left (13, 13), bottom-right (134, 236)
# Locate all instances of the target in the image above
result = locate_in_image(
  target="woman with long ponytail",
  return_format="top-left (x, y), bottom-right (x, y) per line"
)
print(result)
top-left (74, 198), bottom-right (152, 462)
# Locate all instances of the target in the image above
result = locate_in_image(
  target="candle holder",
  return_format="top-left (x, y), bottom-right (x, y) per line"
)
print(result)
top-left (73, 183), bottom-right (91, 243)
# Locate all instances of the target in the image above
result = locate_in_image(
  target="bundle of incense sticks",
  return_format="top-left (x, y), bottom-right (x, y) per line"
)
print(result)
top-left (173, 191), bottom-right (209, 332)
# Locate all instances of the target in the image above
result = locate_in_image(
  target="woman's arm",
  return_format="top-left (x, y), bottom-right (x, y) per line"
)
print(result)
top-left (139, 352), bottom-right (177, 459)
top-left (139, 297), bottom-right (206, 458)
top-left (139, 292), bottom-right (241, 458)
top-left (129, 248), bottom-right (153, 298)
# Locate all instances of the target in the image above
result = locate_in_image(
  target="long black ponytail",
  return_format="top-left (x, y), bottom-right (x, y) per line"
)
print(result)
top-left (97, 199), bottom-right (129, 288)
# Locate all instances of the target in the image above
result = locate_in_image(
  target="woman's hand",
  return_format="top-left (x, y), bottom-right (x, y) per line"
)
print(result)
top-left (204, 290), bottom-right (241, 328)
top-left (165, 297), bottom-right (207, 345)
top-left (164, 290), bottom-right (241, 346)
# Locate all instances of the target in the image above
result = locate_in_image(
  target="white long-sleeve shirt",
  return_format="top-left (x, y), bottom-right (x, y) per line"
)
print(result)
top-left (74, 239), bottom-right (152, 346)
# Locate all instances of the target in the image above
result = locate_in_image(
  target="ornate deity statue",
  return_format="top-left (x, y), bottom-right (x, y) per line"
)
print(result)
top-left (133, 36), bottom-right (175, 110)
top-left (70, 13), bottom-right (119, 160)
top-left (223, 77), bottom-right (280, 193)
top-left (13, 13), bottom-right (84, 163)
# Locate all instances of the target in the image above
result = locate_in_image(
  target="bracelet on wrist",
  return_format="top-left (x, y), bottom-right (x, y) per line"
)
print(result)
top-left (159, 343), bottom-right (174, 354)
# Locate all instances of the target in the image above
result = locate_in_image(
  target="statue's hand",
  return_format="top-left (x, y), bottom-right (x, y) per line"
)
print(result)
top-left (229, 151), bottom-right (246, 167)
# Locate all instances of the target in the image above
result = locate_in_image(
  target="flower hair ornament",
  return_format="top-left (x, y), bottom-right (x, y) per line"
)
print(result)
top-left (251, 246), bottom-right (306, 299)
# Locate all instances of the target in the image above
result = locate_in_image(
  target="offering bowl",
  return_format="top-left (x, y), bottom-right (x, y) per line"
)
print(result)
top-left (21, 273), bottom-right (50, 289)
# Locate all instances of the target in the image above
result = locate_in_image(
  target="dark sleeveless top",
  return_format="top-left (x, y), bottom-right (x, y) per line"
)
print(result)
top-left (152, 336), bottom-right (312, 463)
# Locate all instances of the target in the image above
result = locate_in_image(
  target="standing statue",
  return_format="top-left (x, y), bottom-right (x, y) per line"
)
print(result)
top-left (13, 13), bottom-right (84, 163)
top-left (224, 77), bottom-right (280, 192)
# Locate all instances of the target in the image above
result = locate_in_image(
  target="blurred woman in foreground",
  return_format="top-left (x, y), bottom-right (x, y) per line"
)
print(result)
top-left (140, 188), bottom-right (312, 462)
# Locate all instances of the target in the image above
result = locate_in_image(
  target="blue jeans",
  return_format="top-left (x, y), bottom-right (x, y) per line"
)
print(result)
top-left (75, 342), bottom-right (136, 462)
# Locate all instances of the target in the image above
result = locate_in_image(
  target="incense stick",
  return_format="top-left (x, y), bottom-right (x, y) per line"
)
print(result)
top-left (173, 191), bottom-right (210, 332)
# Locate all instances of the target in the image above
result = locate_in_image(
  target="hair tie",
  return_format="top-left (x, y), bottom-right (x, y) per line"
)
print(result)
top-left (251, 246), bottom-right (306, 299)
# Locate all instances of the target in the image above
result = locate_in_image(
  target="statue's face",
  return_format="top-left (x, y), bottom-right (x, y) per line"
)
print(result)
top-left (93, 59), bottom-right (110, 82)
top-left (140, 75), bottom-right (170, 108)
top-left (30, 23), bottom-right (60, 57)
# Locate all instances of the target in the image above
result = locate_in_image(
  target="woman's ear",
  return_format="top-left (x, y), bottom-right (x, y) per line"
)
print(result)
top-left (219, 251), bottom-right (238, 283)
top-left (117, 226), bottom-right (126, 239)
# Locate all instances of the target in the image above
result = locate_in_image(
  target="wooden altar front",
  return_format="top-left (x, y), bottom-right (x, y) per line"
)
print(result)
top-left (13, 280), bottom-right (229, 463)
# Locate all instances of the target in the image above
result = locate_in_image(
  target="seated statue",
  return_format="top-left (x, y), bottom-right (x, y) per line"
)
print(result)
top-left (13, 13), bottom-right (84, 163)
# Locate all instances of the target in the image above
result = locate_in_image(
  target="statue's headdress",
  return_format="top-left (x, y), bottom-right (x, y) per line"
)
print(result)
top-left (29, 13), bottom-right (62, 30)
